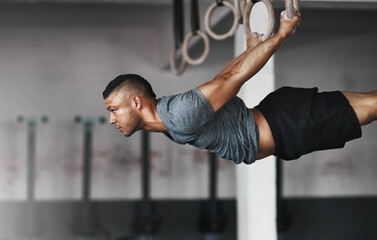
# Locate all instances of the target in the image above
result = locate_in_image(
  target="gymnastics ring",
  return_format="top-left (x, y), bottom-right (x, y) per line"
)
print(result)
top-left (204, 0), bottom-right (239, 40)
top-left (170, 44), bottom-right (187, 76)
top-left (235, 0), bottom-right (247, 24)
top-left (243, 0), bottom-right (275, 41)
top-left (285, 0), bottom-right (300, 19)
top-left (182, 30), bottom-right (210, 65)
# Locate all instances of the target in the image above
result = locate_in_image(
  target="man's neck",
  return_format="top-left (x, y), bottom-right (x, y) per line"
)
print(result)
top-left (141, 98), bottom-right (169, 134)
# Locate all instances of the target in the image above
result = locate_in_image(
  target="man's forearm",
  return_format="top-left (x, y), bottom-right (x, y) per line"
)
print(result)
top-left (215, 34), bottom-right (263, 79)
top-left (215, 51), bottom-right (248, 79)
top-left (229, 33), bottom-right (285, 84)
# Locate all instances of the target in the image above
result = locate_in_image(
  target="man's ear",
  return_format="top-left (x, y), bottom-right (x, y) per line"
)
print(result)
top-left (131, 95), bottom-right (142, 110)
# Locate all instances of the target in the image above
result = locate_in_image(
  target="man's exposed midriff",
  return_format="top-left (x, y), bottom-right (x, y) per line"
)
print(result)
top-left (250, 108), bottom-right (275, 159)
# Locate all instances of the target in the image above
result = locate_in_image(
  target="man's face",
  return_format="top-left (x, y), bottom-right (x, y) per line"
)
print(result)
top-left (104, 91), bottom-right (142, 137)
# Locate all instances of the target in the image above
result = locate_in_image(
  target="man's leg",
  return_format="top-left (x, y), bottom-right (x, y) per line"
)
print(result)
top-left (342, 90), bottom-right (377, 126)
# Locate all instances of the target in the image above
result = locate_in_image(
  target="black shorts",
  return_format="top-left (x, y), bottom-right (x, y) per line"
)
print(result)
top-left (255, 87), bottom-right (362, 160)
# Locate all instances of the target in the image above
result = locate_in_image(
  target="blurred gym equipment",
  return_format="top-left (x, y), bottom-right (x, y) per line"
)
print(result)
top-left (199, 152), bottom-right (227, 240)
top-left (74, 116), bottom-right (110, 240)
top-left (117, 131), bottom-right (161, 240)
top-left (18, 115), bottom-right (48, 240)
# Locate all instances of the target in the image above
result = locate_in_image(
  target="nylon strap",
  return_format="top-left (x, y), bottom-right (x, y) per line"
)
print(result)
top-left (173, 0), bottom-right (184, 48)
top-left (190, 0), bottom-right (200, 35)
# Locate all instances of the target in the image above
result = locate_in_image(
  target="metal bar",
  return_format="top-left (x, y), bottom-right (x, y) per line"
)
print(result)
top-left (276, 157), bottom-right (292, 232)
top-left (27, 122), bottom-right (36, 202)
top-left (276, 157), bottom-right (282, 211)
top-left (82, 122), bottom-right (93, 229)
top-left (142, 131), bottom-right (150, 201)
top-left (26, 121), bottom-right (37, 235)
top-left (209, 152), bottom-right (217, 200)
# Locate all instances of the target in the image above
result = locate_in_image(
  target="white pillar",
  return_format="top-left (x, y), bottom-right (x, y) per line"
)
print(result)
top-left (235, 4), bottom-right (277, 240)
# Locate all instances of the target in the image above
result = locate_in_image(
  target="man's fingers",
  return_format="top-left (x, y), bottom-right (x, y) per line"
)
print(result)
top-left (281, 9), bottom-right (300, 21)
top-left (280, 10), bottom-right (288, 20)
top-left (278, 9), bottom-right (300, 37)
top-left (251, 32), bottom-right (264, 40)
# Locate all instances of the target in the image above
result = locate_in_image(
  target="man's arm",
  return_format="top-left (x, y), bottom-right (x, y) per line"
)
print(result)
top-left (198, 11), bottom-right (301, 112)
top-left (213, 32), bottom-right (264, 80)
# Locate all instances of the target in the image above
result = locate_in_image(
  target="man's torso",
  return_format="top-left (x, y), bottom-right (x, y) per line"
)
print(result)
top-left (156, 88), bottom-right (259, 164)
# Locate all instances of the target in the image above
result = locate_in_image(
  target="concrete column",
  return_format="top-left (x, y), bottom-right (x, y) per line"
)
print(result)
top-left (235, 4), bottom-right (277, 240)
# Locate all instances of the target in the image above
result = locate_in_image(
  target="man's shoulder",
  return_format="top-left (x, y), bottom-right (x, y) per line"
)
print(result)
top-left (157, 88), bottom-right (200, 102)
top-left (157, 88), bottom-right (210, 112)
top-left (156, 88), bottom-right (215, 141)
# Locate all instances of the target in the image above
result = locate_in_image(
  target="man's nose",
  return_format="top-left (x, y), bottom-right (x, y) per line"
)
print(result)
top-left (109, 114), bottom-right (116, 124)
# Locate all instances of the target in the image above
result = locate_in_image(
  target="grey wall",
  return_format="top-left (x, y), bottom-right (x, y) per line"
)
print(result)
top-left (0, 3), bottom-right (236, 200)
top-left (276, 9), bottom-right (377, 197)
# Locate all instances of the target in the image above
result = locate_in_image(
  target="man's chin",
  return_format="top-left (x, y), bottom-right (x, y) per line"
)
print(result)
top-left (122, 130), bottom-right (136, 137)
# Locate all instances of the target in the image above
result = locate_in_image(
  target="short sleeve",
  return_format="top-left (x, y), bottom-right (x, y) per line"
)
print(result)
top-left (157, 88), bottom-right (215, 143)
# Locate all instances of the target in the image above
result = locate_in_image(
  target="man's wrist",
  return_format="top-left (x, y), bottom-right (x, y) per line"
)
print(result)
top-left (274, 30), bottom-right (289, 41)
top-left (274, 31), bottom-right (287, 43)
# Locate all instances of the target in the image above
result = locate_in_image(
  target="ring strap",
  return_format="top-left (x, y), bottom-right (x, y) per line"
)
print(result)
top-left (191, 0), bottom-right (200, 35)
top-left (235, 0), bottom-right (246, 24)
top-left (173, 0), bottom-right (184, 47)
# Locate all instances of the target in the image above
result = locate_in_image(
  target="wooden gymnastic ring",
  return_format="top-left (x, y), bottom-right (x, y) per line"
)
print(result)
top-left (243, 0), bottom-right (275, 41)
top-left (285, 0), bottom-right (300, 20)
top-left (182, 30), bottom-right (210, 65)
top-left (235, 0), bottom-right (247, 24)
top-left (170, 44), bottom-right (187, 76)
top-left (204, 0), bottom-right (239, 40)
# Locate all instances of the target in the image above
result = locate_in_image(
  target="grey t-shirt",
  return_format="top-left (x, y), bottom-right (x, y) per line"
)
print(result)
top-left (156, 88), bottom-right (259, 164)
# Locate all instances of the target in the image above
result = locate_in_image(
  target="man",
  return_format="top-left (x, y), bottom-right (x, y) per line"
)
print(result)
top-left (103, 11), bottom-right (377, 164)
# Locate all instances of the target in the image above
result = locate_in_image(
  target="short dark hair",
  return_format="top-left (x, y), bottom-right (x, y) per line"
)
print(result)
top-left (102, 74), bottom-right (156, 99)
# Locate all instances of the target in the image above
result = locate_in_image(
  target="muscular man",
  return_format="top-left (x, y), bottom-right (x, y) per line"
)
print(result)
top-left (103, 11), bottom-right (377, 164)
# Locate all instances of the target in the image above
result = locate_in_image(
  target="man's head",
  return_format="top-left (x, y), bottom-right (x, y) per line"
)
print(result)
top-left (103, 74), bottom-right (156, 137)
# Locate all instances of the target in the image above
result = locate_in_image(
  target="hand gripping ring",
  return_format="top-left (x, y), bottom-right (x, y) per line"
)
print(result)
top-left (182, 30), bottom-right (210, 65)
top-left (243, 0), bottom-right (275, 41)
top-left (170, 44), bottom-right (187, 76)
top-left (204, 0), bottom-right (239, 40)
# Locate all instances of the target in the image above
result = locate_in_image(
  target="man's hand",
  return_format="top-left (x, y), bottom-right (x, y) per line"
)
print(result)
top-left (247, 32), bottom-right (264, 49)
top-left (277, 10), bottom-right (301, 39)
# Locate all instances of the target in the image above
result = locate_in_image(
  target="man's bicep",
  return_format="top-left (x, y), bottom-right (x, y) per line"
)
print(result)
top-left (197, 75), bottom-right (243, 112)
